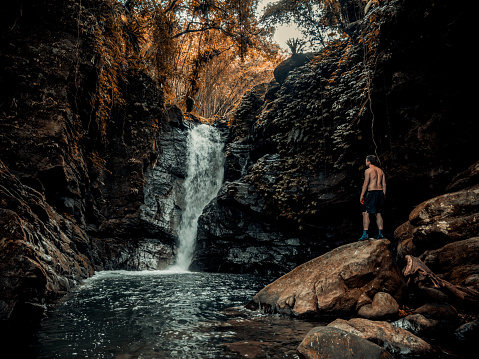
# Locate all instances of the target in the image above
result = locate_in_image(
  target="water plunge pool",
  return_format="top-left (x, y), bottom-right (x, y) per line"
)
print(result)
top-left (30, 270), bottom-right (322, 358)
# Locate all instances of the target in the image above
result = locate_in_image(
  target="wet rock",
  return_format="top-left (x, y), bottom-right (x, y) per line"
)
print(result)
top-left (245, 239), bottom-right (404, 317)
top-left (358, 292), bottom-right (399, 320)
top-left (140, 108), bottom-right (189, 239)
top-left (413, 303), bottom-right (458, 323)
top-left (328, 318), bottom-right (433, 356)
top-left (395, 185), bottom-right (479, 261)
top-left (297, 326), bottom-right (393, 359)
top-left (454, 319), bottom-right (479, 354)
top-left (191, 181), bottom-right (310, 275)
top-left (92, 238), bottom-right (175, 270)
top-left (420, 237), bottom-right (479, 291)
top-left (0, 160), bottom-right (95, 321)
top-left (392, 314), bottom-right (439, 337)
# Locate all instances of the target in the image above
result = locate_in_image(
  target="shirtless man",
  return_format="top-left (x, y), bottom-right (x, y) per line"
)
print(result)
top-left (359, 155), bottom-right (386, 240)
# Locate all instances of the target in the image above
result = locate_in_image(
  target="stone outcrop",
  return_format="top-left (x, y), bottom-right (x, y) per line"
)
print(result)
top-left (420, 237), bottom-right (479, 290)
top-left (273, 53), bottom-right (314, 84)
top-left (392, 314), bottom-right (440, 338)
top-left (141, 106), bottom-right (189, 242)
top-left (0, 160), bottom-right (94, 322)
top-left (395, 184), bottom-right (479, 292)
top-left (0, 0), bottom-right (187, 324)
top-left (297, 326), bottom-right (393, 359)
top-left (357, 292), bottom-right (399, 320)
top-left (191, 180), bottom-right (324, 275)
top-left (401, 255), bottom-right (479, 308)
top-left (245, 239), bottom-right (404, 317)
top-left (395, 185), bottom-right (479, 258)
top-left (327, 318), bottom-right (433, 356)
top-left (194, 0), bottom-right (474, 275)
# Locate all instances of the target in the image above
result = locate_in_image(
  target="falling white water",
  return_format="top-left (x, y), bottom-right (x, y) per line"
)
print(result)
top-left (170, 124), bottom-right (224, 271)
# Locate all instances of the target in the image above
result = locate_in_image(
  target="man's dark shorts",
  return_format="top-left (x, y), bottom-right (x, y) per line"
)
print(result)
top-left (363, 190), bottom-right (385, 214)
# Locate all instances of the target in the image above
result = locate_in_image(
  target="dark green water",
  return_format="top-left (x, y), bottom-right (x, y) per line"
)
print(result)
top-left (29, 270), bottom-right (314, 359)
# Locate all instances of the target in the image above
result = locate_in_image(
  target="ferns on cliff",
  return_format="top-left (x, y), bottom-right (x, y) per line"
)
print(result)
top-left (244, 1), bottom-right (391, 227)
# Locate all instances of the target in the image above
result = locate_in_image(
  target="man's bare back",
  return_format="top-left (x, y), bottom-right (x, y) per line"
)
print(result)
top-left (365, 166), bottom-right (386, 192)
top-left (361, 164), bottom-right (386, 199)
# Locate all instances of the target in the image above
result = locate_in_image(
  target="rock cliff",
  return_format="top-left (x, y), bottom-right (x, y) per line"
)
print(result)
top-left (193, 0), bottom-right (475, 274)
top-left (0, 0), bottom-right (188, 325)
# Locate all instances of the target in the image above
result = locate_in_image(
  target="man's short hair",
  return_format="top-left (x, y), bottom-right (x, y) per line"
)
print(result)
top-left (366, 155), bottom-right (378, 165)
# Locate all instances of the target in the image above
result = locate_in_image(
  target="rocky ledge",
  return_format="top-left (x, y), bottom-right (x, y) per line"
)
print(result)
top-left (0, 160), bottom-right (95, 324)
top-left (245, 239), bottom-right (404, 318)
top-left (243, 177), bottom-right (479, 358)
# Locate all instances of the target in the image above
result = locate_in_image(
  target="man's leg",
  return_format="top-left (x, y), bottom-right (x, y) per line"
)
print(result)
top-left (376, 213), bottom-right (384, 239)
top-left (359, 212), bottom-right (370, 240)
top-left (376, 213), bottom-right (383, 230)
top-left (363, 212), bottom-right (370, 230)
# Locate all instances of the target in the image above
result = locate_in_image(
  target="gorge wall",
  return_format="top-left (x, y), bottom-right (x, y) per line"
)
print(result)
top-left (0, 0), bottom-right (190, 326)
top-left (191, 0), bottom-right (475, 274)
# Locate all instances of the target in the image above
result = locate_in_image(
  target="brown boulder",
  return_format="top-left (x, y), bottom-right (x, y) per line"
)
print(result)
top-left (402, 255), bottom-right (479, 305)
top-left (297, 326), bottom-right (393, 359)
top-left (246, 239), bottom-right (404, 318)
top-left (446, 161), bottom-right (479, 192)
top-left (395, 185), bottom-right (479, 260)
top-left (358, 292), bottom-right (399, 320)
top-left (413, 303), bottom-right (458, 322)
top-left (420, 237), bottom-right (479, 290)
top-left (328, 318), bottom-right (433, 356)
top-left (395, 184), bottom-right (479, 302)
top-left (392, 313), bottom-right (439, 337)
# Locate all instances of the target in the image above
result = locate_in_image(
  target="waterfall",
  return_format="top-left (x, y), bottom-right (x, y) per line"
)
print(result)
top-left (170, 124), bottom-right (224, 271)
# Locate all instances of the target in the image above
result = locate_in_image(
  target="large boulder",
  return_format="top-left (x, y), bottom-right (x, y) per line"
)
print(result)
top-left (245, 239), bottom-right (405, 317)
top-left (328, 318), bottom-right (433, 356)
top-left (395, 184), bottom-right (479, 260)
top-left (357, 292), bottom-right (399, 320)
top-left (395, 184), bottom-right (479, 291)
top-left (420, 237), bottom-right (479, 290)
top-left (297, 326), bottom-right (393, 359)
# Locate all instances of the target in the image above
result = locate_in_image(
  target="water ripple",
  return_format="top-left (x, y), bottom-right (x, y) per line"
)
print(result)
top-left (31, 271), bottom-right (279, 358)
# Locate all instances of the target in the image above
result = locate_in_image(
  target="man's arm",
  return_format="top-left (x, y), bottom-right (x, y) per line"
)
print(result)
top-left (382, 172), bottom-right (386, 196)
top-left (360, 170), bottom-right (370, 201)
